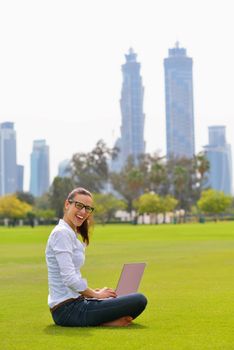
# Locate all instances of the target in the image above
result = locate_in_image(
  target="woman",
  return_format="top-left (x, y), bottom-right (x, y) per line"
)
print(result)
top-left (45, 187), bottom-right (147, 327)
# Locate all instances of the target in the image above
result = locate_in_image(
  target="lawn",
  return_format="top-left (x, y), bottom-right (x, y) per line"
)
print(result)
top-left (0, 222), bottom-right (233, 350)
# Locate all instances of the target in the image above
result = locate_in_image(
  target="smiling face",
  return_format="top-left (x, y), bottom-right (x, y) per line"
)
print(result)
top-left (63, 193), bottom-right (94, 231)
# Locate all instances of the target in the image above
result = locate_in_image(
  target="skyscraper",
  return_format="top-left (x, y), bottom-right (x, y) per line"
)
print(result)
top-left (16, 165), bottom-right (24, 192)
top-left (203, 126), bottom-right (232, 195)
top-left (30, 140), bottom-right (50, 196)
top-left (112, 48), bottom-right (145, 171)
top-left (58, 159), bottom-right (71, 178)
top-left (164, 42), bottom-right (195, 159)
top-left (0, 122), bottom-right (17, 195)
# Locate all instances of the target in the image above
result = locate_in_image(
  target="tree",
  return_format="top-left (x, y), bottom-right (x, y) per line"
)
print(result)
top-left (15, 191), bottom-right (35, 205)
top-left (34, 193), bottom-right (51, 210)
top-left (147, 154), bottom-right (167, 195)
top-left (70, 140), bottom-right (118, 193)
top-left (160, 195), bottom-right (178, 223)
top-left (111, 156), bottom-right (145, 212)
top-left (194, 151), bottom-right (210, 198)
top-left (93, 193), bottom-right (126, 224)
top-left (49, 176), bottom-right (75, 218)
top-left (34, 209), bottom-right (56, 224)
top-left (26, 192), bottom-right (54, 227)
top-left (196, 152), bottom-right (210, 185)
top-left (165, 156), bottom-right (199, 211)
top-left (223, 197), bottom-right (234, 218)
top-left (134, 192), bottom-right (162, 224)
top-left (0, 195), bottom-right (32, 220)
top-left (197, 189), bottom-right (232, 221)
top-left (135, 153), bottom-right (168, 195)
top-left (173, 164), bottom-right (189, 205)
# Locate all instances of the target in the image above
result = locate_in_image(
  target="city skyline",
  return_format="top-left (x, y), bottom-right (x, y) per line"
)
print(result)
top-left (1, 0), bottom-right (234, 192)
top-left (1, 41), bottom-right (234, 193)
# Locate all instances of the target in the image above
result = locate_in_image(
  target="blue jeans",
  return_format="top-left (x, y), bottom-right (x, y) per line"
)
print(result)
top-left (51, 293), bottom-right (147, 327)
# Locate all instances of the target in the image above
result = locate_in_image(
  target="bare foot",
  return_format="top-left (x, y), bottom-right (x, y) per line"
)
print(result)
top-left (101, 316), bottom-right (133, 327)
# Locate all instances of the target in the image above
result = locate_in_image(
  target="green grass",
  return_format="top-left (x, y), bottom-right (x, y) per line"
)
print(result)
top-left (0, 222), bottom-right (234, 350)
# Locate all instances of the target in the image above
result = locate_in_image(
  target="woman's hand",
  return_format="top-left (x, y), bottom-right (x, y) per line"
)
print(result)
top-left (95, 287), bottom-right (117, 299)
top-left (80, 287), bottom-right (117, 299)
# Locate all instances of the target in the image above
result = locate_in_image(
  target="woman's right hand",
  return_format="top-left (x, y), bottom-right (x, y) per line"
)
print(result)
top-left (95, 287), bottom-right (117, 299)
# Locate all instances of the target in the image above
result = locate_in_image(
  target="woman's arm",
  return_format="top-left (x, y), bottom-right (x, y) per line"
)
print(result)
top-left (52, 231), bottom-right (88, 292)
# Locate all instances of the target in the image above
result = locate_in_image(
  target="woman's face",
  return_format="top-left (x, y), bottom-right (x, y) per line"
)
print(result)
top-left (63, 193), bottom-right (93, 230)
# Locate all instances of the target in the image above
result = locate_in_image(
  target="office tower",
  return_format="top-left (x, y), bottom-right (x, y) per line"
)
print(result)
top-left (30, 140), bottom-right (50, 197)
top-left (58, 159), bottom-right (71, 178)
top-left (16, 165), bottom-right (24, 192)
top-left (112, 48), bottom-right (145, 171)
top-left (164, 42), bottom-right (195, 159)
top-left (203, 126), bottom-right (232, 195)
top-left (0, 122), bottom-right (17, 195)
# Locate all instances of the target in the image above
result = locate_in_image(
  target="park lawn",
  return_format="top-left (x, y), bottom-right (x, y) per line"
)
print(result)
top-left (0, 222), bottom-right (234, 350)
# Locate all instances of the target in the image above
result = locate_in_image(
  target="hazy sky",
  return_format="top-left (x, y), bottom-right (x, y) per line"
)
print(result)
top-left (0, 0), bottom-right (234, 191)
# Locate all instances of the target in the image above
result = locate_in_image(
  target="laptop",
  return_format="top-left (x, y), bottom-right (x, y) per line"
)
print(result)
top-left (115, 262), bottom-right (146, 296)
top-left (86, 262), bottom-right (146, 300)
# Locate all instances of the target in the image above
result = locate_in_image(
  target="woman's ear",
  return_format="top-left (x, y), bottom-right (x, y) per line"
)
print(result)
top-left (64, 199), bottom-right (70, 210)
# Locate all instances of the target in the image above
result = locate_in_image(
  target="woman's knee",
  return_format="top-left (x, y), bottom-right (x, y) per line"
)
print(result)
top-left (135, 293), bottom-right (147, 309)
top-left (127, 293), bottom-right (147, 311)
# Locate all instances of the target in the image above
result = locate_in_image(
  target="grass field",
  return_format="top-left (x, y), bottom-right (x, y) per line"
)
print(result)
top-left (0, 222), bottom-right (234, 350)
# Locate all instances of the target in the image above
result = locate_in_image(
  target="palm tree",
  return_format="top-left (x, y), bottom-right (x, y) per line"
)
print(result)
top-left (110, 156), bottom-right (145, 213)
top-left (195, 151), bottom-right (210, 195)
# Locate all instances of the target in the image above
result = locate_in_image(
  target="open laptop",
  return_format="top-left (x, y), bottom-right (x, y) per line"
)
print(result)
top-left (86, 262), bottom-right (146, 300)
top-left (115, 262), bottom-right (146, 296)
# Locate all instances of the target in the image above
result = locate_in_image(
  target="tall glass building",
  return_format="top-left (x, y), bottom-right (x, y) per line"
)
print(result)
top-left (203, 126), bottom-right (232, 195)
top-left (112, 48), bottom-right (145, 171)
top-left (30, 140), bottom-right (50, 196)
top-left (58, 159), bottom-right (71, 178)
top-left (164, 42), bottom-right (195, 159)
top-left (16, 165), bottom-right (24, 192)
top-left (0, 122), bottom-right (17, 195)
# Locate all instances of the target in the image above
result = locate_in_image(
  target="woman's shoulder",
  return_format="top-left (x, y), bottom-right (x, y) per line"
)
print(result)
top-left (49, 220), bottom-right (73, 241)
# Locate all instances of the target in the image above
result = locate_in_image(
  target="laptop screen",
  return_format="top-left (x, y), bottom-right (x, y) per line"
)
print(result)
top-left (115, 263), bottom-right (146, 296)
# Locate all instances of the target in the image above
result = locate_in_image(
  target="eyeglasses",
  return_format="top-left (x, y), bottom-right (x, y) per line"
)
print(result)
top-left (68, 200), bottom-right (94, 213)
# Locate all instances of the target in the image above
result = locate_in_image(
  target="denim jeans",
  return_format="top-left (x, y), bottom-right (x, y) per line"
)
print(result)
top-left (51, 293), bottom-right (147, 327)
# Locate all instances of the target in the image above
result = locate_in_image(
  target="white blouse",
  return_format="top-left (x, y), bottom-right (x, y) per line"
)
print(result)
top-left (45, 219), bottom-right (88, 308)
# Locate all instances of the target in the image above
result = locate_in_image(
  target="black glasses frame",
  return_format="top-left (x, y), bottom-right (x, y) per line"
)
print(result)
top-left (68, 200), bottom-right (94, 213)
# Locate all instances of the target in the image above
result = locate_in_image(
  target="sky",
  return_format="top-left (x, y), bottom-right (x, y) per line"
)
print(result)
top-left (0, 0), bottom-right (234, 192)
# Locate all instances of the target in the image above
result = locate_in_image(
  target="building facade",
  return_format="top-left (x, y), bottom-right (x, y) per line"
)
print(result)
top-left (203, 126), bottom-right (232, 195)
top-left (112, 48), bottom-right (145, 171)
top-left (16, 165), bottom-right (24, 192)
top-left (0, 122), bottom-right (18, 195)
top-left (58, 159), bottom-right (71, 178)
top-left (30, 139), bottom-right (50, 197)
top-left (164, 42), bottom-right (195, 159)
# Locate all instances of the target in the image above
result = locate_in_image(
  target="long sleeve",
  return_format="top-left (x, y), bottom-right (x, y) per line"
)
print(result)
top-left (52, 230), bottom-right (88, 292)
top-left (46, 219), bottom-right (89, 307)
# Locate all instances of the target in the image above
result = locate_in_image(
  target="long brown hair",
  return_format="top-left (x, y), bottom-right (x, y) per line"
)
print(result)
top-left (66, 187), bottom-right (93, 245)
